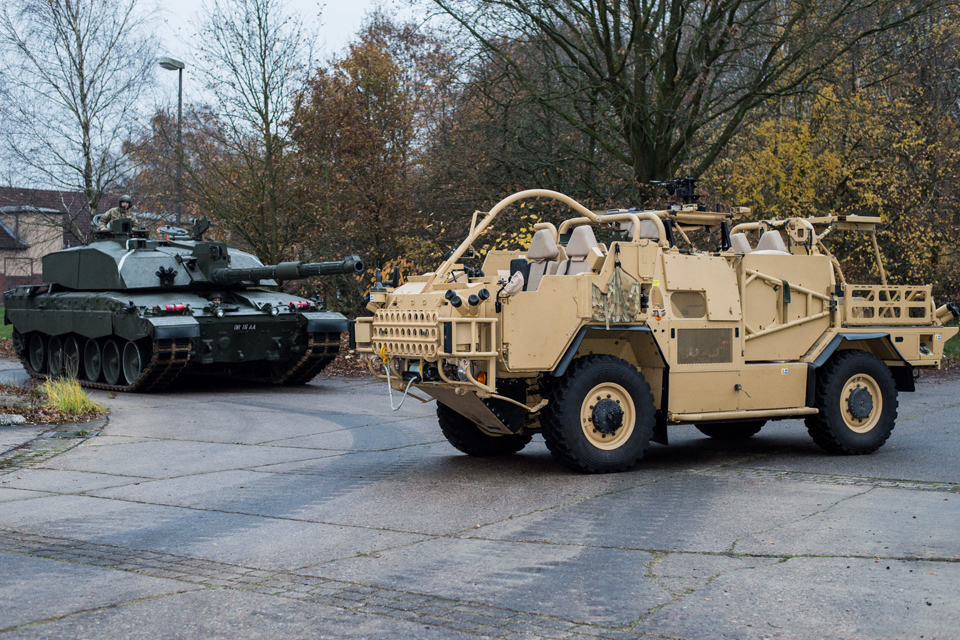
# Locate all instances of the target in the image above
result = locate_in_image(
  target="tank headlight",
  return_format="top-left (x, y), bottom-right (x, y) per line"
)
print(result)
top-left (270, 306), bottom-right (280, 316)
top-left (215, 307), bottom-right (225, 318)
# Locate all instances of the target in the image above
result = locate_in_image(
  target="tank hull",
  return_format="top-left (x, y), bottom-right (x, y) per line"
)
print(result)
top-left (3, 286), bottom-right (348, 391)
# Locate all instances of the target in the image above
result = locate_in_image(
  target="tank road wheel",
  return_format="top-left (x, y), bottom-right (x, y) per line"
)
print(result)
top-left (122, 341), bottom-right (147, 385)
top-left (805, 350), bottom-right (898, 455)
top-left (83, 339), bottom-right (102, 382)
top-left (695, 421), bottom-right (767, 440)
top-left (437, 402), bottom-right (532, 457)
top-left (27, 333), bottom-right (46, 374)
top-left (542, 355), bottom-right (655, 473)
top-left (47, 336), bottom-right (64, 377)
top-left (62, 336), bottom-right (82, 379)
top-left (102, 339), bottom-right (122, 386)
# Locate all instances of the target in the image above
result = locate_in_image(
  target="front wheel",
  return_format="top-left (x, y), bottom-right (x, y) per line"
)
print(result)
top-left (437, 402), bottom-right (532, 457)
top-left (122, 340), bottom-right (146, 384)
top-left (805, 350), bottom-right (898, 454)
top-left (541, 355), bottom-right (655, 473)
top-left (695, 421), bottom-right (766, 440)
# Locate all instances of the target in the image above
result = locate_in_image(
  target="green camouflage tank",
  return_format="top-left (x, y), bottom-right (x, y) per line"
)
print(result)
top-left (3, 217), bottom-right (363, 391)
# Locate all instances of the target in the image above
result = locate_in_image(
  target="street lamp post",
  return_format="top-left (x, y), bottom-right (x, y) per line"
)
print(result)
top-left (159, 57), bottom-right (185, 226)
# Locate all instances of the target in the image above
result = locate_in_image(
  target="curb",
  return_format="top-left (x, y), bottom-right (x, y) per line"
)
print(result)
top-left (0, 416), bottom-right (109, 475)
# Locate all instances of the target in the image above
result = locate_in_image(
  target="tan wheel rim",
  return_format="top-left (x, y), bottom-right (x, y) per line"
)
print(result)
top-left (580, 382), bottom-right (635, 450)
top-left (841, 374), bottom-right (882, 433)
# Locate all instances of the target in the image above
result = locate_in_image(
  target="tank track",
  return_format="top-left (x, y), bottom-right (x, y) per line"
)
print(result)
top-left (223, 331), bottom-right (342, 385)
top-left (18, 337), bottom-right (193, 393)
top-left (276, 331), bottom-right (342, 384)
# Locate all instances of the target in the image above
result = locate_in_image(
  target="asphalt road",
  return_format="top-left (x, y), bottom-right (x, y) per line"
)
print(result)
top-left (1, 360), bottom-right (958, 639)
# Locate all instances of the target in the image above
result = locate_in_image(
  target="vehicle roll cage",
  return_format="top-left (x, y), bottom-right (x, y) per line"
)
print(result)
top-left (428, 189), bottom-right (886, 287)
top-left (427, 189), bottom-right (747, 286)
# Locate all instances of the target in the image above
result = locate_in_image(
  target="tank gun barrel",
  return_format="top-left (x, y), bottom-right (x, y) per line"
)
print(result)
top-left (212, 255), bottom-right (364, 285)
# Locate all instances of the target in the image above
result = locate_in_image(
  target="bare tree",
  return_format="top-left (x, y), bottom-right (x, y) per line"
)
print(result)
top-left (0, 0), bottom-right (157, 238)
top-left (430, 0), bottom-right (954, 194)
top-left (418, 42), bottom-right (638, 214)
top-left (187, 0), bottom-right (315, 265)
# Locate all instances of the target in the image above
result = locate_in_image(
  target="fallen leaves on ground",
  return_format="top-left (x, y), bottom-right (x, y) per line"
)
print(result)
top-left (318, 332), bottom-right (372, 379)
top-left (0, 339), bottom-right (16, 359)
top-left (0, 381), bottom-right (106, 426)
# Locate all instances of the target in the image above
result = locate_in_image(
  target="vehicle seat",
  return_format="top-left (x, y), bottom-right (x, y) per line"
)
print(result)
top-left (753, 231), bottom-right (789, 255)
top-left (557, 226), bottom-right (600, 275)
top-left (543, 246), bottom-right (569, 277)
top-left (617, 220), bottom-right (660, 240)
top-left (730, 233), bottom-right (753, 254)
top-left (526, 229), bottom-right (559, 290)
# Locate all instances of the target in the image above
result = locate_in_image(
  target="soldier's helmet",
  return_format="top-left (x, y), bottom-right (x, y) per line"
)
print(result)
top-left (119, 195), bottom-right (132, 207)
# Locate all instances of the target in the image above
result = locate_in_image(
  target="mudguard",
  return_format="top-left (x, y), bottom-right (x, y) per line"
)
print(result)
top-left (145, 316), bottom-right (201, 340)
top-left (302, 311), bottom-right (349, 334)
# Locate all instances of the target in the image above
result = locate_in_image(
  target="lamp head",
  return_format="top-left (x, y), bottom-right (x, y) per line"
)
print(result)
top-left (159, 57), bottom-right (185, 71)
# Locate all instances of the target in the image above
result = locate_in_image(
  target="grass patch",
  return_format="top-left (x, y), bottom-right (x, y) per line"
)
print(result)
top-left (0, 308), bottom-right (12, 340)
top-left (0, 380), bottom-right (106, 425)
top-left (945, 333), bottom-right (960, 360)
top-left (38, 378), bottom-right (107, 416)
top-left (946, 336), bottom-right (960, 360)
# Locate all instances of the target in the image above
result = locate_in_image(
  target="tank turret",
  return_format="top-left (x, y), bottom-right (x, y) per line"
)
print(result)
top-left (3, 216), bottom-right (364, 392)
top-left (40, 218), bottom-right (364, 292)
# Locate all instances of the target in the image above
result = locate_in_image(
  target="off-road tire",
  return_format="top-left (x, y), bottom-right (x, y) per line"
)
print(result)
top-left (805, 350), bottom-right (898, 455)
top-left (541, 355), bottom-right (655, 473)
top-left (437, 402), bottom-right (532, 457)
top-left (695, 421), bottom-right (766, 440)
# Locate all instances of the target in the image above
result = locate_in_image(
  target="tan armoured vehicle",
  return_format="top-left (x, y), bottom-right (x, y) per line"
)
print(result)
top-left (355, 183), bottom-right (959, 473)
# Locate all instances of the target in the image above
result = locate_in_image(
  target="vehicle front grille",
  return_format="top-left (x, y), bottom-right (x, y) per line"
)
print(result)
top-left (371, 309), bottom-right (441, 357)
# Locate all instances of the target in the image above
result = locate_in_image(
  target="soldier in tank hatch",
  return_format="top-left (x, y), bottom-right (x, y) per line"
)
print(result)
top-left (100, 195), bottom-right (142, 229)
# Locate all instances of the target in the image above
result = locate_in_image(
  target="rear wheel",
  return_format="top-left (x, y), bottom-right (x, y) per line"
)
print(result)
top-left (63, 336), bottom-right (82, 379)
top-left (695, 421), bottom-right (766, 440)
top-left (541, 355), bottom-right (655, 473)
top-left (102, 339), bottom-right (122, 385)
top-left (83, 339), bottom-right (102, 382)
top-left (805, 350), bottom-right (898, 454)
top-left (122, 340), bottom-right (146, 384)
top-left (47, 336), bottom-right (63, 377)
top-left (437, 402), bottom-right (532, 456)
top-left (28, 333), bottom-right (46, 373)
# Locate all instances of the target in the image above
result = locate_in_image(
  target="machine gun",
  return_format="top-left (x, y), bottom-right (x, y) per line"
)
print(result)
top-left (650, 177), bottom-right (703, 206)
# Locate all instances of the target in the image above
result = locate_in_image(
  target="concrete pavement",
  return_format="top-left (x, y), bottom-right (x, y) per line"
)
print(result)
top-left (1, 362), bottom-right (959, 639)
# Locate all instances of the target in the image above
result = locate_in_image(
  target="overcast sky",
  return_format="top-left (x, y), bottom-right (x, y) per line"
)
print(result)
top-left (153, 0), bottom-right (411, 105)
